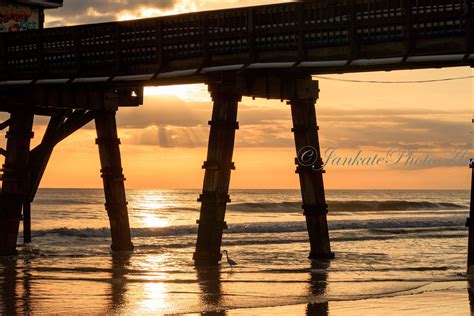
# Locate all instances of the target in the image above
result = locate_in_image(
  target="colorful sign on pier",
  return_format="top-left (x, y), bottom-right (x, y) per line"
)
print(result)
top-left (0, 2), bottom-right (39, 32)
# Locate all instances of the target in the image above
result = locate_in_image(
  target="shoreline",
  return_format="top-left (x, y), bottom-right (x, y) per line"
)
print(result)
top-left (220, 282), bottom-right (471, 315)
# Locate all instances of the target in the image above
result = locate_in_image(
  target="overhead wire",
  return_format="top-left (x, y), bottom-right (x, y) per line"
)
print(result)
top-left (313, 75), bottom-right (474, 84)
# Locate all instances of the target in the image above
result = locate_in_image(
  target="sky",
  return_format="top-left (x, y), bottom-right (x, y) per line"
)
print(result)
top-left (22, 0), bottom-right (474, 189)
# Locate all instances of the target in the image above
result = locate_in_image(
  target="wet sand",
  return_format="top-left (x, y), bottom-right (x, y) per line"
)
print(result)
top-left (226, 284), bottom-right (471, 315)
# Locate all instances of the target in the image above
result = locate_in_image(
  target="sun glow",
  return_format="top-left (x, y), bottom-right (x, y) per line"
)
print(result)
top-left (137, 255), bottom-right (171, 313)
top-left (118, 0), bottom-right (203, 21)
top-left (145, 85), bottom-right (211, 102)
top-left (141, 282), bottom-right (167, 312)
top-left (141, 215), bottom-right (169, 228)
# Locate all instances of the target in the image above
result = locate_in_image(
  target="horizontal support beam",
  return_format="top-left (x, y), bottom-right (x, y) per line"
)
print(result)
top-left (28, 110), bottom-right (96, 200)
top-left (241, 74), bottom-right (318, 100)
top-left (197, 193), bottom-right (232, 203)
top-left (0, 86), bottom-right (144, 110)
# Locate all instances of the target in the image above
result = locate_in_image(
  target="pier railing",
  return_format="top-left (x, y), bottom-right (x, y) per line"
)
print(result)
top-left (0, 0), bottom-right (472, 84)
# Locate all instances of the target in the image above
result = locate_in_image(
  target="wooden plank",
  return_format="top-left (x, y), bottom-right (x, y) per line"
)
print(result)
top-left (0, 86), bottom-right (143, 110)
top-left (28, 113), bottom-right (66, 201)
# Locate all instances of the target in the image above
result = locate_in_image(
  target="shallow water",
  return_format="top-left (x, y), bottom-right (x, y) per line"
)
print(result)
top-left (0, 189), bottom-right (472, 314)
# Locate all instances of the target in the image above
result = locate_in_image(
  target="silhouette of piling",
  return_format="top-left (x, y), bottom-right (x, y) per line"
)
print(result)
top-left (194, 79), bottom-right (241, 265)
top-left (0, 111), bottom-right (34, 255)
top-left (289, 81), bottom-right (333, 259)
top-left (95, 109), bottom-right (134, 252)
top-left (467, 160), bottom-right (474, 274)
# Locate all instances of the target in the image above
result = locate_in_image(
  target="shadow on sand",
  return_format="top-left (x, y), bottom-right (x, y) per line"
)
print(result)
top-left (196, 265), bottom-right (226, 315)
top-left (0, 256), bottom-right (34, 315)
top-left (306, 260), bottom-right (330, 316)
top-left (108, 252), bottom-right (133, 312)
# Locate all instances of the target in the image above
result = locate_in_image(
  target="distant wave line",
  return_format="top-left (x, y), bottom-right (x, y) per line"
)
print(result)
top-left (227, 200), bottom-right (468, 212)
top-left (31, 217), bottom-right (466, 238)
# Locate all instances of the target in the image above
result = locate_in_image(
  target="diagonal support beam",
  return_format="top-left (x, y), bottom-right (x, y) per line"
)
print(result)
top-left (23, 110), bottom-right (94, 243)
top-left (28, 110), bottom-right (95, 200)
top-left (0, 119), bottom-right (11, 131)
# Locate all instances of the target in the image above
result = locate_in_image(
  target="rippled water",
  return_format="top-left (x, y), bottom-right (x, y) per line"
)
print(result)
top-left (0, 189), bottom-right (472, 314)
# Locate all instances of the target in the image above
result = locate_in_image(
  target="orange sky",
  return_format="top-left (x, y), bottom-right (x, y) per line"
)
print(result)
top-left (20, 0), bottom-right (474, 189)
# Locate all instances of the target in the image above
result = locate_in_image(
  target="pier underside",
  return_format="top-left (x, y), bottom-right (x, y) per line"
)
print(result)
top-left (0, 85), bottom-right (143, 255)
top-left (0, 73), bottom-right (335, 263)
top-left (193, 74), bottom-right (333, 265)
top-left (0, 70), bottom-right (470, 273)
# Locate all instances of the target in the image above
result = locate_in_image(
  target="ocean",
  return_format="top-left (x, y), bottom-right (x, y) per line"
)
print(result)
top-left (0, 189), bottom-right (472, 315)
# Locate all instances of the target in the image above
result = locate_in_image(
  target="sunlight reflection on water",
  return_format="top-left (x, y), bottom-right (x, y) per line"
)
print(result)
top-left (0, 189), bottom-right (471, 314)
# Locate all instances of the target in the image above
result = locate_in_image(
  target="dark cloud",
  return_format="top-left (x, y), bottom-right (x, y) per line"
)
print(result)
top-left (318, 113), bottom-right (471, 150)
top-left (117, 96), bottom-right (210, 128)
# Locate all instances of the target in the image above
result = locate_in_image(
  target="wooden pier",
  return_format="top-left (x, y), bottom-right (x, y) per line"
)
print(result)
top-left (0, 0), bottom-right (472, 267)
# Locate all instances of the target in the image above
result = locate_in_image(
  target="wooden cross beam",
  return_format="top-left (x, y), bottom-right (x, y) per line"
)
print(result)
top-left (28, 110), bottom-right (95, 200)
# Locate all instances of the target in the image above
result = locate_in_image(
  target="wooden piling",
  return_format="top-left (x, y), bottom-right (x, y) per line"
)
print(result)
top-left (95, 110), bottom-right (134, 252)
top-left (289, 81), bottom-right (333, 260)
top-left (193, 80), bottom-right (241, 266)
top-left (23, 201), bottom-right (31, 243)
top-left (0, 111), bottom-right (34, 255)
top-left (467, 160), bottom-right (474, 274)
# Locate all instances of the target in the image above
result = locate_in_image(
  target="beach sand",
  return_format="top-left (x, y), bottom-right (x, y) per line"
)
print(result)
top-left (225, 283), bottom-right (471, 315)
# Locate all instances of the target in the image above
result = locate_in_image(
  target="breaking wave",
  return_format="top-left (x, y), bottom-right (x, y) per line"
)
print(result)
top-left (32, 216), bottom-right (466, 239)
top-left (227, 200), bottom-right (467, 213)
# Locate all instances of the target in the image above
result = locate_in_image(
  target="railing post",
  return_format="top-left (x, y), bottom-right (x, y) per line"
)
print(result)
top-left (403, 0), bottom-right (414, 61)
top-left (296, 2), bottom-right (305, 62)
top-left (156, 19), bottom-right (164, 72)
top-left (348, 0), bottom-right (358, 63)
top-left (247, 7), bottom-right (256, 64)
top-left (113, 23), bottom-right (122, 76)
top-left (0, 33), bottom-right (6, 82)
top-left (200, 13), bottom-right (210, 70)
top-left (465, 0), bottom-right (473, 58)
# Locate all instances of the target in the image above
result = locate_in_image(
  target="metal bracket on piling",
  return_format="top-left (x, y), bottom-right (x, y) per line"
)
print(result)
top-left (197, 193), bottom-right (231, 203)
top-left (302, 204), bottom-right (329, 217)
top-left (95, 138), bottom-right (121, 145)
top-left (202, 161), bottom-right (236, 170)
top-left (208, 120), bottom-right (240, 130)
